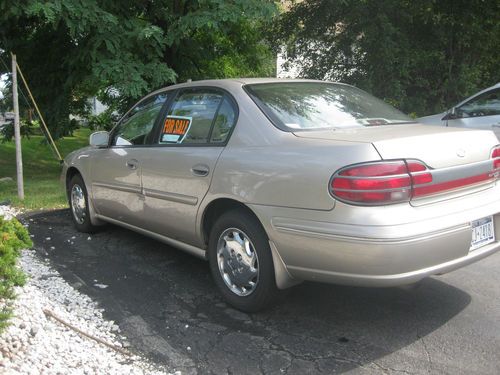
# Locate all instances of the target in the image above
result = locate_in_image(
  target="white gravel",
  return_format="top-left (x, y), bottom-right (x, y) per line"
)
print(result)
top-left (0, 207), bottom-right (173, 375)
top-left (0, 205), bottom-right (21, 221)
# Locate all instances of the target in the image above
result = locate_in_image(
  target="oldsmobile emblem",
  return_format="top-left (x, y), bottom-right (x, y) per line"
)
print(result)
top-left (456, 148), bottom-right (466, 158)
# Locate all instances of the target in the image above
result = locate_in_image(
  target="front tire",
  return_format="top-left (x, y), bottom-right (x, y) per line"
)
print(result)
top-left (68, 174), bottom-right (98, 233)
top-left (208, 209), bottom-right (279, 312)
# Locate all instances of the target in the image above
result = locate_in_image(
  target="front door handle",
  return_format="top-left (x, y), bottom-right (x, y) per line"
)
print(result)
top-left (126, 159), bottom-right (139, 170)
top-left (191, 164), bottom-right (210, 177)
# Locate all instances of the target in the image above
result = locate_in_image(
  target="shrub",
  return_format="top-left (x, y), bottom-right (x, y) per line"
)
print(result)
top-left (87, 110), bottom-right (118, 132)
top-left (0, 216), bottom-right (32, 332)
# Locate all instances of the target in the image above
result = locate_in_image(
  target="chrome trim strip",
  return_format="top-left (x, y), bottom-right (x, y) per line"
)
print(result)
top-left (273, 224), bottom-right (469, 244)
top-left (143, 188), bottom-right (198, 205)
top-left (276, 225), bottom-right (470, 245)
top-left (96, 214), bottom-right (206, 259)
top-left (92, 182), bottom-right (141, 194)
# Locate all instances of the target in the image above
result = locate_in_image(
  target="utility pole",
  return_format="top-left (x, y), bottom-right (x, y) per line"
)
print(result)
top-left (11, 53), bottom-right (24, 200)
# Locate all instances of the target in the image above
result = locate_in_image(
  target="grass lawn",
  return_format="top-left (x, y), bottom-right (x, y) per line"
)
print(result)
top-left (0, 128), bottom-right (91, 210)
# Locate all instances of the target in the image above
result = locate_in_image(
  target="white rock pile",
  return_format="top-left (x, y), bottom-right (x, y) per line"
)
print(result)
top-left (0, 207), bottom-right (172, 374)
top-left (0, 205), bottom-right (20, 221)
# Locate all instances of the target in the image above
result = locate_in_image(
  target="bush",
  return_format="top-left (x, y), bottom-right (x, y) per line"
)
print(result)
top-left (0, 216), bottom-right (32, 332)
top-left (87, 110), bottom-right (118, 132)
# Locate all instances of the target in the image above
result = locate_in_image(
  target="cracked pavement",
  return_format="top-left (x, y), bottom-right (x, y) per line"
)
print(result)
top-left (25, 209), bottom-right (500, 374)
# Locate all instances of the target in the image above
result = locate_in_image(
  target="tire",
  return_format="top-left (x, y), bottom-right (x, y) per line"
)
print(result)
top-left (68, 174), bottom-right (98, 233)
top-left (208, 209), bottom-right (279, 312)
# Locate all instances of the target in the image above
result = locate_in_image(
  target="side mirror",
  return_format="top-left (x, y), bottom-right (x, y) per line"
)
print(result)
top-left (89, 131), bottom-right (109, 147)
top-left (442, 107), bottom-right (458, 120)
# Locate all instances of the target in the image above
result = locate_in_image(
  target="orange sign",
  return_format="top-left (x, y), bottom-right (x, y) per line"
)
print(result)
top-left (163, 116), bottom-right (191, 135)
top-left (161, 116), bottom-right (192, 143)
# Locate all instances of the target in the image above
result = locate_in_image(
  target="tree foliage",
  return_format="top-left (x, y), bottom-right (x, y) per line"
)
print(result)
top-left (274, 0), bottom-right (500, 116)
top-left (0, 0), bottom-right (277, 137)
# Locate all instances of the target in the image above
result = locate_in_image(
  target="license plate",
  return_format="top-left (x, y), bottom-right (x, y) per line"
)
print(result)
top-left (470, 216), bottom-right (495, 251)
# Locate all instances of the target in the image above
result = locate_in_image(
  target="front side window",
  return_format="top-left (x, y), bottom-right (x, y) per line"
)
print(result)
top-left (159, 89), bottom-right (236, 145)
top-left (113, 92), bottom-right (168, 146)
top-left (245, 82), bottom-right (413, 131)
top-left (457, 88), bottom-right (500, 118)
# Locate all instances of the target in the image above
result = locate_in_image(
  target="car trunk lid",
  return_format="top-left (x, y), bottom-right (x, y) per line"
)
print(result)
top-left (294, 124), bottom-right (500, 205)
top-left (294, 124), bottom-right (496, 167)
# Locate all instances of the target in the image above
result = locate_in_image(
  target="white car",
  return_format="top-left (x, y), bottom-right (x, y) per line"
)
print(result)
top-left (418, 83), bottom-right (500, 140)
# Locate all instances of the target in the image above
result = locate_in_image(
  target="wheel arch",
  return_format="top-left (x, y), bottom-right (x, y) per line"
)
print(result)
top-left (66, 167), bottom-right (82, 198)
top-left (201, 198), bottom-right (261, 246)
top-left (65, 166), bottom-right (103, 227)
top-left (200, 197), bottom-right (299, 290)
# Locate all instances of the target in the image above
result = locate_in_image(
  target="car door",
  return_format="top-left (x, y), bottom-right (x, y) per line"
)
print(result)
top-left (90, 92), bottom-right (169, 226)
top-left (447, 87), bottom-right (500, 140)
top-left (139, 87), bottom-right (238, 247)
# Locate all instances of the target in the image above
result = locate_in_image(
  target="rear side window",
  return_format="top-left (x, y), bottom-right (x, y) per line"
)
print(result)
top-left (159, 88), bottom-right (237, 145)
top-left (210, 97), bottom-right (236, 143)
top-left (161, 89), bottom-right (221, 144)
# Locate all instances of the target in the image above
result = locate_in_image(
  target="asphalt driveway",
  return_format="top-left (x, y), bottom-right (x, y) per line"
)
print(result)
top-left (25, 209), bottom-right (500, 374)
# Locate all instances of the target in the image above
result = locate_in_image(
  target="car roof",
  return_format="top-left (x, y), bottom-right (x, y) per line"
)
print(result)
top-left (122, 78), bottom-right (326, 123)
top-left (147, 78), bottom-right (341, 96)
top-left (172, 77), bottom-right (324, 86)
top-left (127, 78), bottom-right (351, 122)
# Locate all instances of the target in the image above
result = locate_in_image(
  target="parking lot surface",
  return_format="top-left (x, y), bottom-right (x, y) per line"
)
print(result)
top-left (27, 210), bottom-right (500, 375)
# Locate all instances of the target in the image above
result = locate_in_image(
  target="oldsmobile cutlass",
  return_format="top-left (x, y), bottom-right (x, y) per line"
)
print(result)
top-left (62, 79), bottom-right (500, 311)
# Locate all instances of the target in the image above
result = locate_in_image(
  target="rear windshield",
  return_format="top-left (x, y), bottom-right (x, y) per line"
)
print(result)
top-left (245, 82), bottom-right (414, 131)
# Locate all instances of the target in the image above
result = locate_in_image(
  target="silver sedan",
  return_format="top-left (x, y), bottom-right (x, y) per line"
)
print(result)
top-left (418, 82), bottom-right (500, 140)
top-left (62, 79), bottom-right (500, 312)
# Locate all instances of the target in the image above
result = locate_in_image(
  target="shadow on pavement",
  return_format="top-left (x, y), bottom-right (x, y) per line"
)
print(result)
top-left (25, 209), bottom-right (471, 375)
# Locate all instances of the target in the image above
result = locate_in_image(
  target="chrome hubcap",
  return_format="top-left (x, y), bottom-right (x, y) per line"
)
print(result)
top-left (71, 184), bottom-right (86, 225)
top-left (217, 228), bottom-right (259, 296)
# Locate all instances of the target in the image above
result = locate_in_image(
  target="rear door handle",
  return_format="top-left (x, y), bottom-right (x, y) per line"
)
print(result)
top-left (126, 159), bottom-right (139, 170)
top-left (191, 164), bottom-right (210, 177)
top-left (492, 124), bottom-right (500, 128)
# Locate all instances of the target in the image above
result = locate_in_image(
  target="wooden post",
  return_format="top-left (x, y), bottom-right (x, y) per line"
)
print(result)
top-left (11, 53), bottom-right (24, 200)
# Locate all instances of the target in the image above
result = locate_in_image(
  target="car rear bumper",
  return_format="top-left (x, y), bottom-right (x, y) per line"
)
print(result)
top-left (271, 227), bottom-right (500, 287)
top-left (250, 185), bottom-right (500, 287)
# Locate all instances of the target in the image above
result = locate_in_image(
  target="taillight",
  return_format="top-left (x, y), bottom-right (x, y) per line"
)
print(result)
top-left (330, 161), bottom-right (413, 205)
top-left (407, 161), bottom-right (433, 185)
top-left (330, 152), bottom-right (499, 206)
top-left (492, 146), bottom-right (500, 171)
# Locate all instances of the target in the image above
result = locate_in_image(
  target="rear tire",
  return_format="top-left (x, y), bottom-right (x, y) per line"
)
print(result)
top-left (68, 174), bottom-right (98, 233)
top-left (208, 209), bottom-right (279, 312)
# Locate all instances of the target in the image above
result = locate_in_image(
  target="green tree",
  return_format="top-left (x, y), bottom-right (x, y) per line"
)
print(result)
top-left (274, 0), bottom-right (500, 116)
top-left (0, 84), bottom-right (10, 116)
top-left (0, 0), bottom-right (277, 137)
